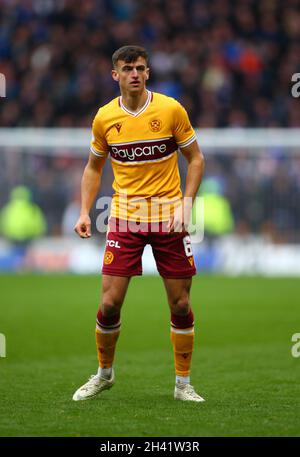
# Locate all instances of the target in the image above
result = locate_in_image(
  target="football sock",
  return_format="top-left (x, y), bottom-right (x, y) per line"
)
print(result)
top-left (170, 309), bottom-right (194, 380)
top-left (176, 375), bottom-right (190, 384)
top-left (95, 309), bottom-right (121, 376)
top-left (97, 367), bottom-right (112, 379)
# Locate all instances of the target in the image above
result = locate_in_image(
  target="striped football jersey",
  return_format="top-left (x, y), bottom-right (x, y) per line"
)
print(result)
top-left (90, 90), bottom-right (196, 221)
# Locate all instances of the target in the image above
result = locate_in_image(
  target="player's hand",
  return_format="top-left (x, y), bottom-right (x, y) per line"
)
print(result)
top-left (167, 200), bottom-right (192, 233)
top-left (74, 214), bottom-right (91, 238)
top-left (167, 212), bottom-right (182, 233)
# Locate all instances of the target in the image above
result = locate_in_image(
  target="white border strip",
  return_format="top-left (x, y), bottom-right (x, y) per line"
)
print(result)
top-left (96, 324), bottom-right (120, 334)
top-left (170, 327), bottom-right (194, 334)
top-left (90, 146), bottom-right (107, 157)
top-left (178, 135), bottom-right (197, 148)
top-left (110, 150), bottom-right (176, 165)
top-left (109, 137), bottom-right (172, 147)
top-left (120, 90), bottom-right (151, 117)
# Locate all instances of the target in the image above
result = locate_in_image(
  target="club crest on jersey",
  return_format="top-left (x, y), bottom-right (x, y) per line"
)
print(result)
top-left (104, 251), bottom-right (114, 265)
top-left (149, 119), bottom-right (162, 132)
top-left (114, 123), bottom-right (122, 133)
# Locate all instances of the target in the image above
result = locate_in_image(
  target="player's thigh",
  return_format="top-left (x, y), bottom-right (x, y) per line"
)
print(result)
top-left (151, 230), bottom-right (196, 279)
top-left (162, 277), bottom-right (192, 314)
top-left (101, 274), bottom-right (131, 309)
top-left (102, 218), bottom-right (145, 277)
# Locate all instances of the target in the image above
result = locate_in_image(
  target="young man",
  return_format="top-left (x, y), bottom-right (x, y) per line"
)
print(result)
top-left (72, 45), bottom-right (205, 402)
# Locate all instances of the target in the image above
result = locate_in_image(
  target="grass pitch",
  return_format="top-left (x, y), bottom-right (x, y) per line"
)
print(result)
top-left (0, 274), bottom-right (299, 437)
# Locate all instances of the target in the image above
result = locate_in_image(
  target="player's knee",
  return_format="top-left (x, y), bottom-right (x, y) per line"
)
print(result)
top-left (100, 301), bottom-right (122, 317)
top-left (170, 296), bottom-right (190, 315)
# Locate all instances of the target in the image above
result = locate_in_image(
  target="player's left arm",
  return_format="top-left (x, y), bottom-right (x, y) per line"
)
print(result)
top-left (169, 101), bottom-right (205, 232)
top-left (181, 139), bottom-right (205, 229)
top-left (181, 139), bottom-right (205, 202)
top-left (168, 140), bottom-right (205, 232)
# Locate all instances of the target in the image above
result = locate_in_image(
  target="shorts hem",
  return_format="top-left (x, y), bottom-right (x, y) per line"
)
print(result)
top-left (158, 271), bottom-right (197, 279)
top-left (102, 269), bottom-right (143, 277)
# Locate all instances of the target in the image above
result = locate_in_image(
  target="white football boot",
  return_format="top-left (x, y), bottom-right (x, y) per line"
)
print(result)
top-left (174, 382), bottom-right (205, 402)
top-left (72, 369), bottom-right (115, 401)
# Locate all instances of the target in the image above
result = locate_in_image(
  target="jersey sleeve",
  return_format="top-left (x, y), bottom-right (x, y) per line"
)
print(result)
top-left (90, 112), bottom-right (109, 158)
top-left (172, 101), bottom-right (196, 148)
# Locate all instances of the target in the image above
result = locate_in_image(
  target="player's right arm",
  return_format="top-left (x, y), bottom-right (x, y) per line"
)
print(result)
top-left (75, 111), bottom-right (109, 238)
top-left (74, 153), bottom-right (107, 238)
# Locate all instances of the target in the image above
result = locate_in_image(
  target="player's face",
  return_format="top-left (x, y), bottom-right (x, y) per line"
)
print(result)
top-left (112, 57), bottom-right (149, 94)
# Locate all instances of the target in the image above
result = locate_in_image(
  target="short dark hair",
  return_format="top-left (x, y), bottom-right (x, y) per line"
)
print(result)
top-left (112, 45), bottom-right (149, 68)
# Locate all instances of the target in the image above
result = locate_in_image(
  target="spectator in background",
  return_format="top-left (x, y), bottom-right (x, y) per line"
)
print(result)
top-left (0, 186), bottom-right (47, 246)
top-left (193, 177), bottom-right (234, 241)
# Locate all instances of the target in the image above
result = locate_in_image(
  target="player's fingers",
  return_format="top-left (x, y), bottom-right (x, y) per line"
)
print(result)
top-left (167, 216), bottom-right (174, 233)
top-left (85, 223), bottom-right (91, 237)
top-left (74, 223), bottom-right (89, 238)
top-left (168, 222), bottom-right (174, 233)
top-left (174, 218), bottom-right (184, 233)
top-left (167, 223), bottom-right (174, 233)
top-left (80, 224), bottom-right (91, 238)
top-left (81, 222), bottom-right (92, 238)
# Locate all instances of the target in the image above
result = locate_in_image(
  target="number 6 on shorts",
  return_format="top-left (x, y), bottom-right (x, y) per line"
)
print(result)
top-left (183, 235), bottom-right (193, 257)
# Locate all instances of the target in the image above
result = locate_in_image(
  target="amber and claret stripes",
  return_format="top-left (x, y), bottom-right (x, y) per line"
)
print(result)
top-left (170, 309), bottom-right (195, 377)
top-left (95, 310), bottom-right (121, 369)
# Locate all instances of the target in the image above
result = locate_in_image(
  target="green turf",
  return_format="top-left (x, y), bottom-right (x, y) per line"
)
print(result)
top-left (0, 274), bottom-right (299, 437)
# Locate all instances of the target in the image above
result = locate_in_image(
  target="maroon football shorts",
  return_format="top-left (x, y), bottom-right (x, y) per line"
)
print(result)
top-left (102, 217), bottom-right (196, 278)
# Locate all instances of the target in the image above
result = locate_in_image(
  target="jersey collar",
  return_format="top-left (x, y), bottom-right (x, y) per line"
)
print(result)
top-left (119, 90), bottom-right (152, 117)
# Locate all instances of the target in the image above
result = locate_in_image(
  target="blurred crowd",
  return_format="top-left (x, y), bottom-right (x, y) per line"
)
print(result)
top-left (0, 0), bottom-right (300, 127)
top-left (203, 150), bottom-right (300, 243)
top-left (0, 0), bottom-right (300, 244)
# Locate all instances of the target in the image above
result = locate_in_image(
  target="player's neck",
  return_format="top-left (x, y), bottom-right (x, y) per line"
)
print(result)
top-left (120, 89), bottom-right (148, 114)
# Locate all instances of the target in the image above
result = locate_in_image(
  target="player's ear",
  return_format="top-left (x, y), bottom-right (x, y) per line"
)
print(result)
top-left (145, 68), bottom-right (150, 80)
top-left (112, 70), bottom-right (119, 82)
